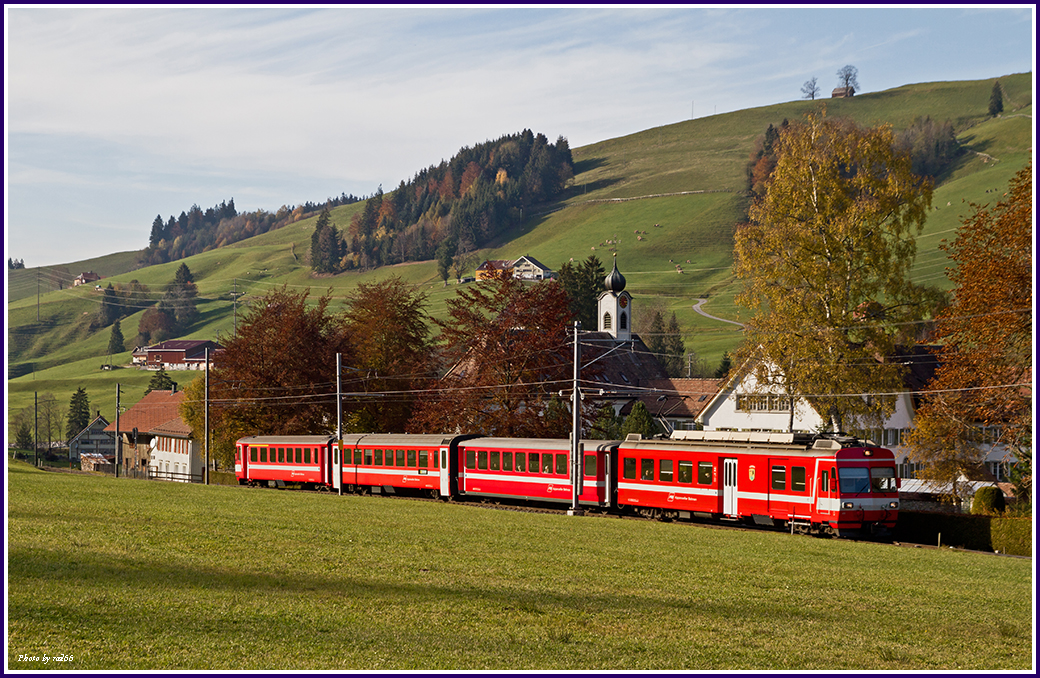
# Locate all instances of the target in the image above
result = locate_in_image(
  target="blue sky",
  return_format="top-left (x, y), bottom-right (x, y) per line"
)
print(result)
top-left (5, 4), bottom-right (1035, 268)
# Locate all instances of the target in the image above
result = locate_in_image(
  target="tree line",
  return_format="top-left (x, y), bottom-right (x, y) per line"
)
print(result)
top-left (311, 130), bottom-right (573, 274)
top-left (746, 115), bottom-right (963, 199)
top-left (140, 193), bottom-right (363, 268)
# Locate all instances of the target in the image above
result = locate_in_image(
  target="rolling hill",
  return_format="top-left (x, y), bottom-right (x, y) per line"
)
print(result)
top-left (6, 73), bottom-right (1033, 434)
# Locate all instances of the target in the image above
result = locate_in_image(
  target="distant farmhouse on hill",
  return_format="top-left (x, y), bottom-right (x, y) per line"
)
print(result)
top-left (475, 255), bottom-right (554, 281)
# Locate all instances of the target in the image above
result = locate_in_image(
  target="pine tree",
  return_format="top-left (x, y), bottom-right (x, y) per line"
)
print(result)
top-left (590, 404), bottom-right (622, 440)
top-left (646, 311), bottom-right (666, 361)
top-left (16, 422), bottom-right (34, 451)
top-left (66, 388), bottom-right (91, 441)
top-left (145, 366), bottom-right (177, 394)
top-left (663, 313), bottom-right (686, 377)
top-left (988, 80), bottom-right (1004, 117)
top-left (108, 320), bottom-right (125, 355)
top-left (621, 401), bottom-right (660, 439)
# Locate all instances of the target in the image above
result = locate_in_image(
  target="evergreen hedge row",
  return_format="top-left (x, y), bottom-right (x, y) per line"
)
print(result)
top-left (895, 510), bottom-right (1032, 556)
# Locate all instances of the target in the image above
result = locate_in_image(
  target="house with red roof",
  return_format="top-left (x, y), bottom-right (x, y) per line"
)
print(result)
top-left (103, 388), bottom-right (201, 481)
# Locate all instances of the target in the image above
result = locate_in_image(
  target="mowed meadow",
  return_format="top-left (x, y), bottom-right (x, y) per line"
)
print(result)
top-left (6, 462), bottom-right (1033, 671)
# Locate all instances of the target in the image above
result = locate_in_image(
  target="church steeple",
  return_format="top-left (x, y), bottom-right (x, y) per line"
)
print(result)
top-left (604, 253), bottom-right (626, 293)
top-left (597, 254), bottom-right (632, 341)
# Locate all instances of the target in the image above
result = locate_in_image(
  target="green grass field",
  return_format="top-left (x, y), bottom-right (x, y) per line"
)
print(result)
top-left (6, 461), bottom-right (1033, 671)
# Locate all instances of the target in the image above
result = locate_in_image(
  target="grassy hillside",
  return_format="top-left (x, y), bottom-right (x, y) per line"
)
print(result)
top-left (6, 73), bottom-right (1033, 435)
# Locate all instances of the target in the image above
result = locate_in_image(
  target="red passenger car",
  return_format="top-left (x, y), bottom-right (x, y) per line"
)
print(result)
top-left (456, 437), bottom-right (616, 508)
top-left (333, 433), bottom-right (466, 498)
top-left (616, 431), bottom-right (899, 538)
top-left (236, 435), bottom-right (333, 488)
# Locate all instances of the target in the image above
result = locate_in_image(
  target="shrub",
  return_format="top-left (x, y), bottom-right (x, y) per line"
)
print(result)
top-left (971, 486), bottom-right (1006, 514)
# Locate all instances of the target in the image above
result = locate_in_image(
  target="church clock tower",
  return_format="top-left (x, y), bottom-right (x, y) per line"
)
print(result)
top-left (597, 255), bottom-right (632, 341)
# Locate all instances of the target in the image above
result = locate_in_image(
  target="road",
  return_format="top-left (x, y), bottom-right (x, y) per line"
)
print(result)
top-left (692, 298), bottom-right (745, 328)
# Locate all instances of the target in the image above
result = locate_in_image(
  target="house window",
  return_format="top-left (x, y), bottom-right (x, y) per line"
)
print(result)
top-left (603, 312), bottom-right (612, 330)
top-left (619, 312), bottom-right (627, 330)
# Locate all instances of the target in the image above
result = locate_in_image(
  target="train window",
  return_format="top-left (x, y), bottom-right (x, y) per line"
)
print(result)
top-left (623, 457), bottom-right (637, 480)
top-left (584, 454), bottom-right (597, 477)
top-left (555, 454), bottom-right (567, 475)
top-left (465, 450), bottom-right (476, 469)
top-left (364, 449), bottom-right (373, 466)
top-left (250, 448), bottom-right (258, 463)
top-left (771, 466), bottom-right (786, 490)
top-left (791, 467), bottom-right (806, 492)
top-left (870, 467), bottom-right (897, 492)
top-left (333, 448), bottom-right (338, 465)
top-left (641, 459), bottom-right (654, 481)
top-left (354, 449), bottom-right (363, 465)
top-left (839, 467), bottom-right (870, 494)
top-left (478, 450), bottom-right (488, 470)
top-left (407, 449), bottom-right (417, 467)
top-left (296, 448), bottom-right (303, 464)
top-left (541, 454), bottom-right (554, 475)
top-left (503, 451), bottom-right (513, 472)
top-left (374, 449), bottom-right (384, 465)
top-left (277, 448), bottom-right (285, 463)
top-left (515, 452), bottom-right (526, 472)
top-left (698, 462), bottom-right (713, 485)
top-left (529, 452), bottom-right (539, 473)
top-left (396, 449), bottom-right (406, 467)
top-left (659, 459), bottom-right (673, 482)
top-left (305, 448), bottom-right (312, 465)
top-left (678, 460), bottom-right (693, 484)
top-left (490, 451), bottom-right (500, 471)
top-left (433, 450), bottom-right (438, 469)
top-left (418, 449), bottom-right (428, 468)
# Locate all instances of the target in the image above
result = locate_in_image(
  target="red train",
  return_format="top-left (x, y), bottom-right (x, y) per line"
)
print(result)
top-left (235, 430), bottom-right (900, 538)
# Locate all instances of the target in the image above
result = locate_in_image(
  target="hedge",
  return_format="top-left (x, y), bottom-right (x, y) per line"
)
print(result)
top-left (895, 510), bottom-right (1033, 556)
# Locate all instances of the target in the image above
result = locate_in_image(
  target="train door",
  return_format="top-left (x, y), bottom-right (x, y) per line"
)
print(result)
top-left (722, 458), bottom-right (738, 515)
top-left (237, 443), bottom-right (248, 479)
top-left (815, 463), bottom-right (837, 516)
top-left (332, 441), bottom-right (342, 492)
top-left (439, 446), bottom-right (451, 497)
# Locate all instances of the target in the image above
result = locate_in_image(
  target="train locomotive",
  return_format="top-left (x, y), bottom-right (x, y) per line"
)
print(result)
top-left (235, 429), bottom-right (899, 539)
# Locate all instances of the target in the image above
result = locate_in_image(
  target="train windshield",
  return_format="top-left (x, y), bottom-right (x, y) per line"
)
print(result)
top-left (838, 467), bottom-right (870, 494)
top-left (870, 467), bottom-right (897, 493)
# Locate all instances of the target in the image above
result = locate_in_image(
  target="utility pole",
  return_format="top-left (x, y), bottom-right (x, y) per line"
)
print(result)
top-left (336, 353), bottom-right (343, 496)
top-left (34, 392), bottom-right (38, 467)
top-left (569, 321), bottom-right (584, 516)
top-left (114, 384), bottom-right (122, 477)
top-left (204, 347), bottom-right (210, 485)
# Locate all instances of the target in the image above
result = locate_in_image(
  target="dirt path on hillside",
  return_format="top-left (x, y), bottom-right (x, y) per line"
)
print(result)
top-left (693, 298), bottom-right (744, 328)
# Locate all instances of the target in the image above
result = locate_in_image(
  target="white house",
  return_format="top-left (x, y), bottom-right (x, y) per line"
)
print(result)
top-left (695, 348), bottom-right (1015, 480)
top-left (149, 417), bottom-right (203, 482)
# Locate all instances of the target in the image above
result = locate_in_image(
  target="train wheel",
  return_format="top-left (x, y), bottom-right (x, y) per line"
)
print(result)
top-left (426, 489), bottom-right (440, 500)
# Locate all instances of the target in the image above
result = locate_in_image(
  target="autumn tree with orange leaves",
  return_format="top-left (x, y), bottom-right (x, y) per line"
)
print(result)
top-left (408, 271), bottom-right (575, 438)
top-left (206, 286), bottom-right (353, 445)
top-left (905, 161), bottom-right (1032, 505)
top-left (342, 276), bottom-right (433, 433)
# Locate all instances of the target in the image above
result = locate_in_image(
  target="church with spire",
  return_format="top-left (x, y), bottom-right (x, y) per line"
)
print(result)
top-left (597, 254), bottom-right (633, 341)
top-left (579, 254), bottom-right (721, 432)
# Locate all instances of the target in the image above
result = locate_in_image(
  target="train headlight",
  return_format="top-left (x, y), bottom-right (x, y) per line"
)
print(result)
top-left (888, 501), bottom-right (898, 509)
top-left (842, 502), bottom-right (853, 509)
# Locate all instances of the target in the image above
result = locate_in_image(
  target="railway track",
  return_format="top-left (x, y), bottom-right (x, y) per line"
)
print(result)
top-left (240, 480), bottom-right (1024, 557)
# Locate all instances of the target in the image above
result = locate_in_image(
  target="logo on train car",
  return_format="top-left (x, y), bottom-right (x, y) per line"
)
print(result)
top-left (749, 465), bottom-right (756, 481)
top-left (667, 493), bottom-right (675, 503)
